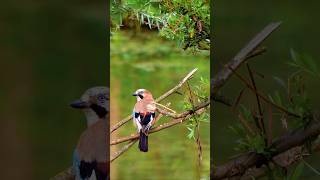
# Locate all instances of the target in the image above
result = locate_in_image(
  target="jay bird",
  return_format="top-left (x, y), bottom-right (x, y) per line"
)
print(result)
top-left (132, 89), bottom-right (156, 152)
top-left (70, 86), bottom-right (109, 180)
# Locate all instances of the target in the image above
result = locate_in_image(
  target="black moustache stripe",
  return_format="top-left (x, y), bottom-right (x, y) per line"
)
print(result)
top-left (138, 94), bottom-right (144, 99)
top-left (90, 104), bottom-right (108, 118)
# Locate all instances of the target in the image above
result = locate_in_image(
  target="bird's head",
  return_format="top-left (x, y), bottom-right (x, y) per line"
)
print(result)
top-left (70, 86), bottom-right (109, 126)
top-left (132, 89), bottom-right (153, 102)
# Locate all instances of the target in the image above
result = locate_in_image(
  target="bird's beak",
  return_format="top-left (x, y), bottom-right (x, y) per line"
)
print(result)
top-left (70, 100), bottom-right (90, 109)
top-left (132, 93), bottom-right (138, 96)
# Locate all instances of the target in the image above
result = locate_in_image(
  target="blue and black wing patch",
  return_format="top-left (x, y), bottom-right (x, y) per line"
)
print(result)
top-left (79, 161), bottom-right (108, 180)
top-left (139, 112), bottom-right (156, 125)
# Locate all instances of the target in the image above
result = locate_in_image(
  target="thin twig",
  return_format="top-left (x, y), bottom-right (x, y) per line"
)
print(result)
top-left (155, 68), bottom-right (198, 102)
top-left (238, 112), bottom-right (257, 136)
top-left (246, 63), bottom-right (266, 135)
top-left (227, 65), bottom-right (301, 118)
top-left (153, 103), bottom-right (170, 126)
top-left (153, 102), bottom-right (176, 113)
top-left (110, 140), bottom-right (137, 162)
top-left (232, 88), bottom-right (246, 113)
top-left (155, 100), bottom-right (210, 119)
top-left (302, 159), bottom-right (320, 176)
top-left (267, 105), bottom-right (273, 146)
top-left (186, 82), bottom-right (203, 164)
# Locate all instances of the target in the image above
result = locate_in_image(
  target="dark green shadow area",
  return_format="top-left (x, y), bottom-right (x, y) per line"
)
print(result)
top-left (213, 1), bottom-right (320, 179)
top-left (0, 1), bottom-right (106, 179)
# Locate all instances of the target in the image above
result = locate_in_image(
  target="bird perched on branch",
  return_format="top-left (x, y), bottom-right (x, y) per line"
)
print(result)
top-left (132, 89), bottom-right (156, 152)
top-left (70, 86), bottom-right (109, 180)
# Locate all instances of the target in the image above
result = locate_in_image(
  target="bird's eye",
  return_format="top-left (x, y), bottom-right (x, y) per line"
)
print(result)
top-left (97, 95), bottom-right (105, 101)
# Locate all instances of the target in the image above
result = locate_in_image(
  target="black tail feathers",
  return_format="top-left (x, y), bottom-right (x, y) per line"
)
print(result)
top-left (139, 130), bottom-right (148, 152)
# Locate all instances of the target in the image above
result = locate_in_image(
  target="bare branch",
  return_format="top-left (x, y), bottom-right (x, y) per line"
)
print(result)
top-left (212, 94), bottom-right (232, 107)
top-left (110, 68), bottom-right (198, 134)
top-left (227, 65), bottom-right (301, 118)
top-left (241, 146), bottom-right (308, 180)
top-left (238, 113), bottom-right (257, 136)
top-left (246, 63), bottom-right (266, 135)
top-left (212, 22), bottom-right (281, 96)
top-left (110, 140), bottom-right (137, 162)
top-left (155, 100), bottom-right (210, 119)
top-left (110, 103), bottom-right (209, 145)
top-left (212, 118), bottom-right (320, 179)
top-left (110, 109), bottom-right (167, 162)
top-left (155, 68), bottom-right (198, 102)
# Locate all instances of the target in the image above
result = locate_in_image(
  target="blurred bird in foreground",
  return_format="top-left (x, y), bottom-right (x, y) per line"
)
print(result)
top-left (70, 86), bottom-right (109, 180)
top-left (132, 89), bottom-right (156, 152)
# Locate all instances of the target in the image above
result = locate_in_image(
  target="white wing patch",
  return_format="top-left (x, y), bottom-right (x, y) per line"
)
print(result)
top-left (133, 112), bottom-right (142, 132)
top-left (88, 170), bottom-right (97, 180)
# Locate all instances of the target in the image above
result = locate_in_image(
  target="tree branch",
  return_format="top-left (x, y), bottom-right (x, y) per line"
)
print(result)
top-left (211, 22), bottom-right (281, 97)
top-left (110, 102), bottom-right (209, 145)
top-left (241, 146), bottom-right (308, 180)
top-left (155, 100), bottom-right (210, 119)
top-left (211, 21), bottom-right (320, 180)
top-left (49, 167), bottom-right (74, 180)
top-left (212, 94), bottom-right (232, 107)
top-left (110, 110), bottom-right (167, 162)
top-left (227, 65), bottom-right (301, 118)
top-left (212, 118), bottom-right (320, 179)
top-left (110, 68), bottom-right (198, 134)
top-left (110, 140), bottom-right (137, 162)
top-left (246, 63), bottom-right (266, 135)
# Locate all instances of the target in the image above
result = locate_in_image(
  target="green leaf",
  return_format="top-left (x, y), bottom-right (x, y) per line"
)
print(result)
top-left (273, 76), bottom-right (287, 90)
top-left (290, 162), bottom-right (304, 180)
top-left (187, 127), bottom-right (195, 139)
top-left (288, 49), bottom-right (320, 78)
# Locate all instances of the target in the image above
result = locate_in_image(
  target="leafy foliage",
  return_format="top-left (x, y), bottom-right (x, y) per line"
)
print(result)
top-left (111, 0), bottom-right (210, 51)
top-left (227, 50), bottom-right (319, 178)
top-left (183, 77), bottom-right (209, 139)
top-left (229, 105), bottom-right (272, 156)
top-left (159, 0), bottom-right (210, 50)
top-left (268, 50), bottom-right (319, 129)
top-left (288, 49), bottom-right (320, 78)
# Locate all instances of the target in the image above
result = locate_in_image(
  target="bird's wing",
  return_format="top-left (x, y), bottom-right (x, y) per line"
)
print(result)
top-left (143, 112), bottom-right (156, 131)
top-left (73, 150), bottom-right (81, 180)
top-left (133, 109), bottom-right (142, 131)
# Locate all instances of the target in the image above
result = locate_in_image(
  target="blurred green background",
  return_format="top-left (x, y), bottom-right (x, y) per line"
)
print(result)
top-left (213, 1), bottom-right (320, 179)
top-left (110, 30), bottom-right (210, 179)
top-left (0, 1), bottom-right (106, 179)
